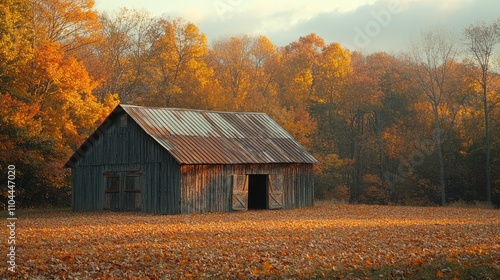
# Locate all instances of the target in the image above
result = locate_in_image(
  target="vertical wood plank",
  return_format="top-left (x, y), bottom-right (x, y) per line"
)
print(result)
top-left (268, 174), bottom-right (284, 209)
top-left (232, 174), bottom-right (248, 211)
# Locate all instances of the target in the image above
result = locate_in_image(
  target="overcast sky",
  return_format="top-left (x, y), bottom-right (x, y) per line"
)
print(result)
top-left (94, 0), bottom-right (499, 53)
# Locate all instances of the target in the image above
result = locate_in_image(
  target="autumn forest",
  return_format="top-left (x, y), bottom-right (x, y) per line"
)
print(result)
top-left (1, 0), bottom-right (499, 208)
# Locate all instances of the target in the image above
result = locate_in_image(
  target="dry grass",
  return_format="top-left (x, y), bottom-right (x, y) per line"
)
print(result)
top-left (2, 205), bottom-right (499, 279)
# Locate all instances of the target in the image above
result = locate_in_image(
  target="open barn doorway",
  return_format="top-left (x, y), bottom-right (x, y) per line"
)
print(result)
top-left (248, 174), bottom-right (267, 209)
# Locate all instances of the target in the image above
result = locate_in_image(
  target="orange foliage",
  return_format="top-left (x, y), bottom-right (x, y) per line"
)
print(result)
top-left (5, 205), bottom-right (500, 278)
top-left (1, 3), bottom-right (499, 208)
top-left (0, 93), bottom-right (42, 161)
top-left (20, 40), bottom-right (118, 147)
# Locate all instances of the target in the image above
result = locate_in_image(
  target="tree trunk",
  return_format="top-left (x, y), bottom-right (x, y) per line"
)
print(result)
top-left (432, 107), bottom-right (446, 206)
top-left (483, 84), bottom-right (491, 203)
top-left (374, 112), bottom-right (385, 187)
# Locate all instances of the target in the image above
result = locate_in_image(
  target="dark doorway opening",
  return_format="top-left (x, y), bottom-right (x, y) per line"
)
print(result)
top-left (248, 174), bottom-right (268, 209)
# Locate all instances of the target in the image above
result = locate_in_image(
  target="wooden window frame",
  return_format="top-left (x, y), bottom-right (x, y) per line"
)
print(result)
top-left (124, 171), bottom-right (141, 193)
top-left (120, 114), bottom-right (128, 128)
top-left (104, 172), bottom-right (120, 193)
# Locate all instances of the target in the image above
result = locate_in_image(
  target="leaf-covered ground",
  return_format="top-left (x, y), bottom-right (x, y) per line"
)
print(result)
top-left (2, 204), bottom-right (500, 279)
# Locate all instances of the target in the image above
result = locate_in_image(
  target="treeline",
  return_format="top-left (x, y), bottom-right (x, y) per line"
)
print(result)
top-left (0, 0), bottom-right (499, 207)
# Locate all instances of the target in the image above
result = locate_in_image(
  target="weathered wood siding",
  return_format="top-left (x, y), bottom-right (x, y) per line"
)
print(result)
top-left (179, 164), bottom-right (314, 214)
top-left (71, 111), bottom-right (314, 214)
top-left (71, 113), bottom-right (181, 213)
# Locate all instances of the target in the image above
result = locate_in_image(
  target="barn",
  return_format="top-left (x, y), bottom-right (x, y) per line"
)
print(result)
top-left (64, 104), bottom-right (317, 214)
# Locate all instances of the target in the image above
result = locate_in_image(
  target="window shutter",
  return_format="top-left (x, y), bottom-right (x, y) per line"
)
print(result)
top-left (104, 172), bottom-right (120, 210)
top-left (268, 174), bottom-right (284, 209)
top-left (232, 175), bottom-right (248, 211)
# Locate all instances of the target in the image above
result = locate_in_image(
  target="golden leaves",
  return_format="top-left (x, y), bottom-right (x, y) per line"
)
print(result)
top-left (6, 205), bottom-right (500, 279)
top-left (31, 0), bottom-right (100, 51)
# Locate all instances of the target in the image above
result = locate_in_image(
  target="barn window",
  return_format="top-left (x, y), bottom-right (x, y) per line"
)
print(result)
top-left (123, 171), bottom-right (141, 211)
top-left (120, 114), bottom-right (128, 133)
top-left (120, 114), bottom-right (127, 127)
top-left (104, 172), bottom-right (120, 211)
top-left (125, 173), bottom-right (141, 193)
top-left (105, 174), bottom-right (119, 193)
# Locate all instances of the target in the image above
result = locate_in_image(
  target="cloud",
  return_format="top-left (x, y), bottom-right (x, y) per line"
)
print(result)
top-left (192, 0), bottom-right (382, 36)
top-left (202, 0), bottom-right (498, 53)
top-left (96, 0), bottom-right (499, 54)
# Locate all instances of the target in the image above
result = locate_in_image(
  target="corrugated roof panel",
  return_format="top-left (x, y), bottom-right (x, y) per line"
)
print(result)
top-left (257, 114), bottom-right (291, 139)
top-left (205, 112), bottom-right (244, 138)
top-left (116, 104), bottom-right (317, 165)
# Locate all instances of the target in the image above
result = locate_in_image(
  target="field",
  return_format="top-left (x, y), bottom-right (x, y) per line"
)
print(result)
top-left (2, 204), bottom-right (499, 279)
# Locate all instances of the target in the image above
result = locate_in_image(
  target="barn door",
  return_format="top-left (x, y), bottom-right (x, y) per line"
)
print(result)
top-left (268, 174), bottom-right (284, 209)
top-left (232, 175), bottom-right (248, 211)
top-left (104, 170), bottom-right (142, 211)
top-left (122, 171), bottom-right (141, 211)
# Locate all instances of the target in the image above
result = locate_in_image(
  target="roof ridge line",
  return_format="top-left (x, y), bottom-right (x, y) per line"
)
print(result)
top-left (119, 104), bottom-right (266, 115)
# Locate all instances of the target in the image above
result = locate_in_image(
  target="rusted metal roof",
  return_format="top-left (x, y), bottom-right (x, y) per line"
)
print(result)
top-left (66, 104), bottom-right (317, 167)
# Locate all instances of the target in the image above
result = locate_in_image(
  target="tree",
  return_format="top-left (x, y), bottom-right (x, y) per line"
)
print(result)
top-left (409, 29), bottom-right (458, 205)
top-left (348, 54), bottom-right (381, 159)
top-left (0, 93), bottom-right (60, 206)
top-left (147, 18), bottom-right (211, 108)
top-left (278, 33), bottom-right (325, 109)
top-left (245, 35), bottom-right (280, 112)
top-left (315, 42), bottom-right (351, 103)
top-left (463, 19), bottom-right (500, 204)
top-left (0, 0), bottom-right (118, 207)
top-left (363, 52), bottom-right (403, 190)
top-left (0, 0), bottom-right (33, 93)
top-left (30, 0), bottom-right (100, 51)
top-left (207, 35), bottom-right (254, 110)
top-left (13, 39), bottom-right (118, 147)
top-left (88, 9), bottom-right (161, 102)
top-left (207, 34), bottom-right (282, 112)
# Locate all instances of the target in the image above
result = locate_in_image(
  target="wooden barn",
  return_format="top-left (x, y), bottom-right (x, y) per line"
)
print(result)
top-left (64, 104), bottom-right (317, 214)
